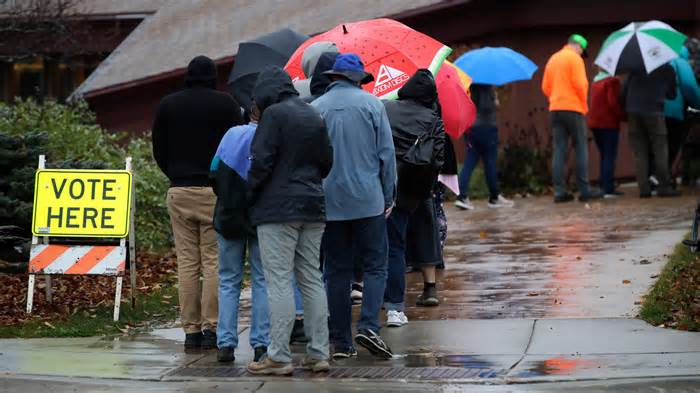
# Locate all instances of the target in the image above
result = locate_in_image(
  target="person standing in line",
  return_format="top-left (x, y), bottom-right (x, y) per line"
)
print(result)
top-left (210, 103), bottom-right (269, 363)
top-left (382, 69), bottom-right (445, 328)
top-left (622, 63), bottom-right (679, 198)
top-left (152, 55), bottom-right (244, 350)
top-left (455, 84), bottom-right (514, 210)
top-left (587, 69), bottom-right (625, 198)
top-left (542, 34), bottom-right (600, 203)
top-left (665, 46), bottom-right (700, 184)
top-left (246, 66), bottom-right (333, 375)
top-left (311, 54), bottom-right (396, 360)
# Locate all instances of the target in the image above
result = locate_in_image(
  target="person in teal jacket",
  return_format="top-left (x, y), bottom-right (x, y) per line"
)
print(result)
top-left (665, 46), bottom-right (700, 179)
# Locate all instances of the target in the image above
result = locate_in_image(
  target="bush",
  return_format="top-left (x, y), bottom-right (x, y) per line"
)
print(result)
top-left (0, 98), bottom-right (171, 251)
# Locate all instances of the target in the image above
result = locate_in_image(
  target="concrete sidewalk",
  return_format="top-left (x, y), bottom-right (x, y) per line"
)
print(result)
top-left (1, 318), bottom-right (698, 386)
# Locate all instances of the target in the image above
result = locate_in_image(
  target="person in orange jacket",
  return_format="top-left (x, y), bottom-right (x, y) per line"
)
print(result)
top-left (542, 34), bottom-right (600, 203)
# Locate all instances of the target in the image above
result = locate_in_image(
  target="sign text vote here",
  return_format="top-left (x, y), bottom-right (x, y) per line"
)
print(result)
top-left (32, 170), bottom-right (132, 237)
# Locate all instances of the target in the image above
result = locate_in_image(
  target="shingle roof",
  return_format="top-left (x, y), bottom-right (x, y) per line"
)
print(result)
top-left (73, 0), bottom-right (445, 97)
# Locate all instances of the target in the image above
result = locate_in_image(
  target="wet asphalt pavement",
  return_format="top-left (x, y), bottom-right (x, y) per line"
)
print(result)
top-left (2, 190), bottom-right (699, 392)
top-left (404, 189), bottom-right (697, 321)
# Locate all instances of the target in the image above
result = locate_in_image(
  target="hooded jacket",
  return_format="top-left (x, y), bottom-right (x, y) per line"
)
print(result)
top-left (383, 69), bottom-right (445, 211)
top-left (152, 56), bottom-right (244, 187)
top-left (305, 51), bottom-right (339, 102)
top-left (247, 66), bottom-right (333, 225)
top-left (210, 123), bottom-right (257, 239)
top-left (665, 47), bottom-right (700, 121)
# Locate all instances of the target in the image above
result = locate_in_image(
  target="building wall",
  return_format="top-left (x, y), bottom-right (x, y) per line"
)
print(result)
top-left (403, 0), bottom-right (700, 181)
top-left (86, 0), bottom-right (700, 184)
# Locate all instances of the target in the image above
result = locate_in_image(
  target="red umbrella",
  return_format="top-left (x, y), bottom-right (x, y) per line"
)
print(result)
top-left (436, 62), bottom-right (476, 139)
top-left (285, 18), bottom-right (451, 99)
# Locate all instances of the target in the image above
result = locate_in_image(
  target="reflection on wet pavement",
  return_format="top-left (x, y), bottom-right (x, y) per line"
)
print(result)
top-left (404, 192), bottom-right (696, 320)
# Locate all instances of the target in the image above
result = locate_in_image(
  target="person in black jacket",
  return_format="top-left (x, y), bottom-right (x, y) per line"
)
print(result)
top-left (152, 55), bottom-right (243, 350)
top-left (622, 63), bottom-right (679, 197)
top-left (382, 69), bottom-right (445, 328)
top-left (245, 66), bottom-right (333, 376)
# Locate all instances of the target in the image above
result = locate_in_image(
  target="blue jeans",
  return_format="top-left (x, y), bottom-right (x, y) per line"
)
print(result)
top-left (551, 111), bottom-right (590, 197)
top-left (324, 215), bottom-right (388, 350)
top-left (384, 207), bottom-right (410, 312)
top-left (216, 234), bottom-right (270, 350)
top-left (592, 128), bottom-right (619, 194)
top-left (458, 125), bottom-right (500, 200)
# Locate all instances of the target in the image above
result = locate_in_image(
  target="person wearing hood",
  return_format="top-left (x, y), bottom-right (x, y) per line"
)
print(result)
top-left (382, 69), bottom-right (445, 327)
top-left (293, 41), bottom-right (339, 100)
top-left (665, 46), bottom-right (700, 182)
top-left (152, 55), bottom-right (244, 350)
top-left (312, 53), bottom-right (396, 360)
top-left (305, 51), bottom-right (340, 102)
top-left (245, 66), bottom-right (333, 376)
top-left (587, 69), bottom-right (625, 198)
top-left (210, 103), bottom-right (269, 364)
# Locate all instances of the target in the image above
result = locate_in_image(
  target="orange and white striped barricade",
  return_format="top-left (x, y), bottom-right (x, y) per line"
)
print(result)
top-left (27, 156), bottom-right (136, 321)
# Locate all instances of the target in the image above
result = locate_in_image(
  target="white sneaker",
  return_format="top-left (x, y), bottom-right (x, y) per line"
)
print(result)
top-left (455, 197), bottom-right (475, 210)
top-left (350, 289), bottom-right (363, 304)
top-left (487, 194), bottom-right (514, 208)
top-left (386, 310), bottom-right (408, 327)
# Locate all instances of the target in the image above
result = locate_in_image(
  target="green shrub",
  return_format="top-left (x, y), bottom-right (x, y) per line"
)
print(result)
top-left (0, 98), bottom-right (171, 251)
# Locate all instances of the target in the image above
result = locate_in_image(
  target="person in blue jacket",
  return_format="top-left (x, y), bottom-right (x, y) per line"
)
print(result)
top-left (210, 103), bottom-right (269, 364)
top-left (665, 46), bottom-right (700, 181)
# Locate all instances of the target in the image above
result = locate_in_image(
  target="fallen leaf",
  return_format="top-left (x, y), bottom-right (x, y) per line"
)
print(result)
top-left (576, 256), bottom-right (582, 260)
top-left (622, 280), bottom-right (631, 284)
top-left (639, 259), bottom-right (651, 265)
top-left (527, 292), bottom-right (539, 297)
top-left (479, 231), bottom-right (488, 239)
top-left (650, 274), bottom-right (660, 279)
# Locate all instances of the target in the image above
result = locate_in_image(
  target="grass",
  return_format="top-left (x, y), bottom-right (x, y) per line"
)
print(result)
top-left (0, 285), bottom-right (179, 338)
top-left (640, 238), bottom-right (700, 331)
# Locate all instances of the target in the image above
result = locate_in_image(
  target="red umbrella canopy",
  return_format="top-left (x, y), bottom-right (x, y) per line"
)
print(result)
top-left (436, 62), bottom-right (476, 139)
top-left (285, 18), bottom-right (451, 99)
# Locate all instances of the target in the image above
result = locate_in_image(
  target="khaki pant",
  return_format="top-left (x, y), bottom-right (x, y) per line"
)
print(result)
top-left (167, 187), bottom-right (218, 334)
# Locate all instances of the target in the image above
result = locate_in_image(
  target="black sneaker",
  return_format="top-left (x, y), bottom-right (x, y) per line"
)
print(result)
top-left (331, 346), bottom-right (358, 360)
top-left (554, 193), bottom-right (575, 203)
top-left (416, 286), bottom-right (439, 307)
top-left (578, 191), bottom-right (603, 202)
top-left (355, 329), bottom-right (393, 359)
top-left (290, 319), bottom-right (309, 344)
top-left (217, 346), bottom-right (235, 363)
top-left (254, 346), bottom-right (267, 362)
top-left (184, 332), bottom-right (203, 350)
top-left (201, 329), bottom-right (217, 350)
top-left (658, 188), bottom-right (681, 197)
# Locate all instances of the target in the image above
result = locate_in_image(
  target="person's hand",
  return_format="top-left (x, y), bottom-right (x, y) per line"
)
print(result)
top-left (384, 206), bottom-right (393, 218)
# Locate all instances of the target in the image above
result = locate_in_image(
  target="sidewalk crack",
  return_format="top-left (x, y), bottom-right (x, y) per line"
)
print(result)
top-left (506, 318), bottom-right (537, 377)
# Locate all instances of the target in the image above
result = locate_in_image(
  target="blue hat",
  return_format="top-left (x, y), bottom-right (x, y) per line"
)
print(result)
top-left (323, 53), bottom-right (374, 85)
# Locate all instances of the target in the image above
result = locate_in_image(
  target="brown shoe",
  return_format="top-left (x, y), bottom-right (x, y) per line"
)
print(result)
top-left (301, 356), bottom-right (330, 372)
top-left (247, 357), bottom-right (294, 375)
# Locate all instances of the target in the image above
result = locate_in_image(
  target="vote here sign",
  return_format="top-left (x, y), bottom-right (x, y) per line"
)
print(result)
top-left (32, 169), bottom-right (133, 238)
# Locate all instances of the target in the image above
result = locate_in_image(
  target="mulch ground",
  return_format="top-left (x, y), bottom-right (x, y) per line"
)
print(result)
top-left (0, 252), bottom-right (177, 326)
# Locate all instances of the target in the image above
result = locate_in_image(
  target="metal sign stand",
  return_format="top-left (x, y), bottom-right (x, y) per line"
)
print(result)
top-left (26, 156), bottom-right (136, 322)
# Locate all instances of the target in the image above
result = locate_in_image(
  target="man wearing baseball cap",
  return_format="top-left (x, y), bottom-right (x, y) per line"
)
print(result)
top-left (312, 53), bottom-right (397, 360)
top-left (542, 34), bottom-right (600, 203)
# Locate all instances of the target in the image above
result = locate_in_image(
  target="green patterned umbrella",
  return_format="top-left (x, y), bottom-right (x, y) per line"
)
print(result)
top-left (595, 20), bottom-right (687, 74)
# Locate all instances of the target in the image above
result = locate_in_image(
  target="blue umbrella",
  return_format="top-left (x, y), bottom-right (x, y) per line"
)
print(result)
top-left (454, 47), bottom-right (538, 86)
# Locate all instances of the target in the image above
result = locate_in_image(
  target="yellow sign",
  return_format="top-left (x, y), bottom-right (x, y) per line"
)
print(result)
top-left (32, 170), bottom-right (132, 238)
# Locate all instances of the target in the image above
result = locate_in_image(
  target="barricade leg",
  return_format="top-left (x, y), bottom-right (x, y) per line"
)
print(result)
top-left (26, 274), bottom-right (35, 313)
top-left (114, 276), bottom-right (123, 321)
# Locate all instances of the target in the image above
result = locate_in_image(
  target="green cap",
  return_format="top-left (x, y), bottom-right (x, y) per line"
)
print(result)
top-left (569, 34), bottom-right (588, 50)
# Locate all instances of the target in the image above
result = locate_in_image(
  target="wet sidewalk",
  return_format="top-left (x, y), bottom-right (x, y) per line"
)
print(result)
top-left (1, 318), bottom-right (700, 386)
top-left (1, 192), bottom-right (699, 391)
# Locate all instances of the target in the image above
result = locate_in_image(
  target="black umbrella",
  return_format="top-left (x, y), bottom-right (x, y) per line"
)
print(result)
top-left (228, 28), bottom-right (309, 109)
